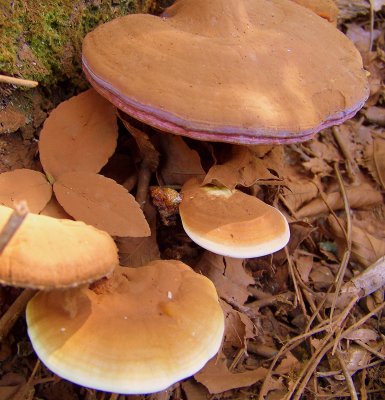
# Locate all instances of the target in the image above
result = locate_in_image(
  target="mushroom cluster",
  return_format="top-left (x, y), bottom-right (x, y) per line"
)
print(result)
top-left (81, 0), bottom-right (368, 256)
top-left (7, 0), bottom-right (370, 395)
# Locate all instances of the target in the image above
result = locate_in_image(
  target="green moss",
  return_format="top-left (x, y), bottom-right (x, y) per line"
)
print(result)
top-left (0, 0), bottom-right (148, 86)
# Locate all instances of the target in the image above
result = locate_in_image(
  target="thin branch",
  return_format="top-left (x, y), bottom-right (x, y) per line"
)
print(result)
top-left (0, 202), bottom-right (29, 255)
top-left (0, 74), bottom-right (38, 88)
top-left (336, 350), bottom-right (359, 400)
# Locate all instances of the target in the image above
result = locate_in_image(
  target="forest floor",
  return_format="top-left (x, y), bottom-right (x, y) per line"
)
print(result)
top-left (0, 1), bottom-right (385, 400)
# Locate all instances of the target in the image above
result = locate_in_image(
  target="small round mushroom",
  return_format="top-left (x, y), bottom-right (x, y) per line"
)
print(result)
top-left (26, 260), bottom-right (224, 394)
top-left (82, 0), bottom-right (368, 145)
top-left (0, 205), bottom-right (118, 289)
top-left (179, 179), bottom-right (290, 258)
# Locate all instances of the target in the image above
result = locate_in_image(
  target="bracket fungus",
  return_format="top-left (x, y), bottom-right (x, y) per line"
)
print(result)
top-left (0, 205), bottom-right (118, 289)
top-left (26, 260), bottom-right (224, 394)
top-left (179, 179), bottom-right (289, 258)
top-left (82, 0), bottom-right (369, 145)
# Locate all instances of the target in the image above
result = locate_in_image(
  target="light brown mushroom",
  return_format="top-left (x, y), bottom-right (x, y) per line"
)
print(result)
top-left (82, 0), bottom-right (368, 145)
top-left (179, 178), bottom-right (289, 258)
top-left (0, 205), bottom-right (118, 289)
top-left (26, 260), bottom-right (224, 394)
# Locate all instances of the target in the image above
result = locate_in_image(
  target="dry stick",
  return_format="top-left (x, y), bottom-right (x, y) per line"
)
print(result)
top-left (0, 74), bottom-right (38, 88)
top-left (316, 359), bottom-right (384, 377)
top-left (13, 359), bottom-right (41, 400)
top-left (285, 247), bottom-right (306, 315)
top-left (292, 301), bottom-right (385, 400)
top-left (354, 339), bottom-right (385, 362)
top-left (0, 288), bottom-right (36, 342)
top-left (336, 350), bottom-right (359, 400)
top-left (332, 126), bottom-right (358, 183)
top-left (109, 393), bottom-right (119, 400)
top-left (136, 163), bottom-right (152, 209)
top-left (0, 201), bottom-right (29, 254)
top-left (329, 162), bottom-right (352, 321)
top-left (368, 0), bottom-right (375, 52)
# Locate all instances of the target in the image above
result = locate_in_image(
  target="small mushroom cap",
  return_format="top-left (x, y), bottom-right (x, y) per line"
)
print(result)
top-left (26, 260), bottom-right (224, 394)
top-left (0, 205), bottom-right (118, 289)
top-left (179, 179), bottom-right (290, 258)
top-left (82, 0), bottom-right (368, 144)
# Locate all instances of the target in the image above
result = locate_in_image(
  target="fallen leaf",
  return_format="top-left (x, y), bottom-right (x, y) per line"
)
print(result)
top-left (54, 171), bottom-right (150, 237)
top-left (373, 136), bottom-right (385, 189)
top-left (344, 328), bottom-right (379, 342)
top-left (194, 353), bottom-right (268, 394)
top-left (0, 373), bottom-right (26, 400)
top-left (0, 169), bottom-right (52, 213)
top-left (40, 196), bottom-right (72, 219)
top-left (39, 89), bottom-right (118, 180)
top-left (116, 203), bottom-right (160, 267)
top-left (328, 215), bottom-right (385, 267)
top-left (309, 265), bottom-right (334, 290)
top-left (296, 183), bottom-right (383, 218)
top-left (196, 252), bottom-right (254, 306)
top-left (220, 300), bottom-right (257, 352)
top-left (158, 133), bottom-right (205, 185)
top-left (282, 178), bottom-right (319, 212)
top-left (120, 116), bottom-right (159, 171)
top-left (203, 145), bottom-right (283, 189)
top-left (181, 380), bottom-right (209, 400)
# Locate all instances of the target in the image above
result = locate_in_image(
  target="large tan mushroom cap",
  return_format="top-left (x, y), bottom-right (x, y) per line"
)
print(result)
top-left (0, 206), bottom-right (118, 289)
top-left (26, 260), bottom-right (224, 394)
top-left (179, 179), bottom-right (290, 258)
top-left (82, 0), bottom-right (369, 144)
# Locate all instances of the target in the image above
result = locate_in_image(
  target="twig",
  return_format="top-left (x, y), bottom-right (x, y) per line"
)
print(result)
top-left (368, 0), bottom-right (374, 52)
top-left (354, 339), bottom-right (385, 362)
top-left (0, 289), bottom-right (36, 342)
top-left (336, 350), bottom-right (359, 400)
top-left (0, 202), bottom-right (29, 254)
top-left (0, 74), bottom-right (38, 88)
top-left (13, 359), bottom-right (41, 400)
top-left (109, 394), bottom-right (119, 400)
top-left (285, 247), bottom-right (306, 315)
top-left (136, 163), bottom-right (152, 209)
top-left (330, 163), bottom-right (352, 321)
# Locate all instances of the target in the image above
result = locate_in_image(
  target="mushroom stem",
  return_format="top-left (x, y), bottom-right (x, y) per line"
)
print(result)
top-left (0, 74), bottom-right (39, 88)
top-left (0, 289), bottom-right (36, 342)
top-left (0, 202), bottom-right (29, 255)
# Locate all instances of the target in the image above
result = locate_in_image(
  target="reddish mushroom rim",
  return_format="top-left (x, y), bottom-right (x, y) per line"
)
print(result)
top-left (82, 58), bottom-right (367, 145)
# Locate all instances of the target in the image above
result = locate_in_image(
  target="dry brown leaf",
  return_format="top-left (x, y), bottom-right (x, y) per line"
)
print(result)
top-left (203, 145), bottom-right (283, 189)
top-left (296, 183), bottom-right (383, 218)
top-left (275, 352), bottom-right (300, 375)
top-left (0, 372), bottom-right (26, 400)
top-left (294, 254), bottom-right (313, 283)
top-left (328, 216), bottom-right (385, 267)
top-left (194, 353), bottom-right (268, 394)
top-left (220, 300), bottom-right (256, 353)
top-left (282, 178), bottom-right (319, 212)
top-left (181, 381), bottom-right (209, 400)
top-left (365, 106), bottom-right (385, 127)
top-left (158, 134), bottom-right (205, 185)
top-left (309, 264), bottom-right (334, 290)
top-left (40, 196), bottom-right (72, 219)
top-left (120, 116), bottom-right (159, 171)
top-left (373, 136), bottom-right (385, 189)
top-left (54, 171), bottom-right (150, 237)
top-left (344, 328), bottom-right (379, 342)
top-left (39, 89), bottom-right (118, 180)
top-left (0, 169), bottom-right (52, 213)
top-left (116, 203), bottom-right (160, 267)
top-left (196, 252), bottom-right (254, 306)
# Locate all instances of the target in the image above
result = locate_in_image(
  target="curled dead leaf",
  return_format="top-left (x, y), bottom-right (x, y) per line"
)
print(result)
top-left (297, 183), bottom-right (383, 218)
top-left (54, 171), bottom-right (150, 237)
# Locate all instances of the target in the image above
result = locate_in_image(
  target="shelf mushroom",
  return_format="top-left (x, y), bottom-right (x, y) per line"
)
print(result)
top-left (26, 260), bottom-right (224, 394)
top-left (0, 205), bottom-right (118, 289)
top-left (179, 178), bottom-right (289, 258)
top-left (82, 0), bottom-right (369, 145)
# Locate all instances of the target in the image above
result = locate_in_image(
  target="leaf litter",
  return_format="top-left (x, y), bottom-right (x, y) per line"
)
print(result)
top-left (0, 3), bottom-right (385, 400)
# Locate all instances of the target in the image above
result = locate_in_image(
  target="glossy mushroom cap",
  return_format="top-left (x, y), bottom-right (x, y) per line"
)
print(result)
top-left (26, 260), bottom-right (224, 394)
top-left (82, 0), bottom-right (369, 145)
top-left (179, 179), bottom-right (290, 258)
top-left (0, 206), bottom-right (118, 289)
